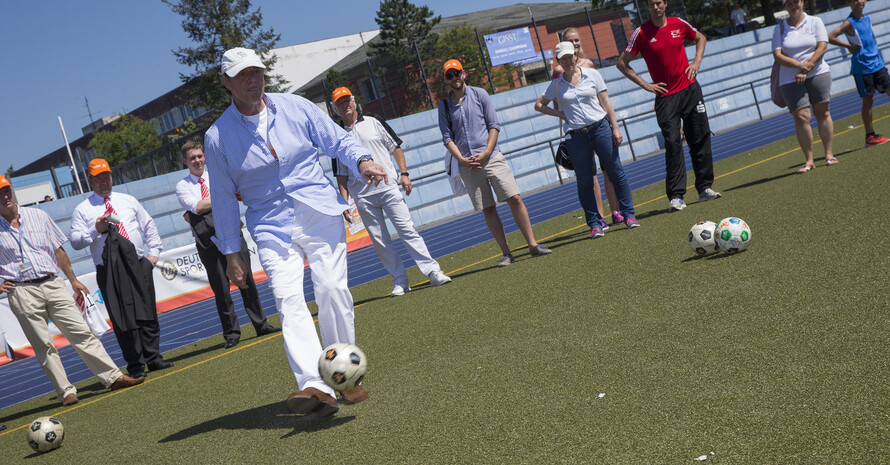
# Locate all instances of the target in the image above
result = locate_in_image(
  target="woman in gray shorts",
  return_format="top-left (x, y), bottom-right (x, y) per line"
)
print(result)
top-left (772, 0), bottom-right (838, 173)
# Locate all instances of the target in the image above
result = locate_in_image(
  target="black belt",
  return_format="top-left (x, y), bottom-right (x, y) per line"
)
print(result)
top-left (11, 274), bottom-right (55, 285)
top-left (567, 118), bottom-right (607, 136)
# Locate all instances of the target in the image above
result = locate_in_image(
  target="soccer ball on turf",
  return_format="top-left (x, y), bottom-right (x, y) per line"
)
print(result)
top-left (26, 416), bottom-right (65, 453)
top-left (688, 221), bottom-right (719, 256)
top-left (715, 217), bottom-right (751, 254)
top-left (318, 343), bottom-right (367, 393)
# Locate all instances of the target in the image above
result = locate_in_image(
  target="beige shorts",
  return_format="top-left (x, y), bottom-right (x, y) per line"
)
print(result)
top-left (459, 152), bottom-right (521, 211)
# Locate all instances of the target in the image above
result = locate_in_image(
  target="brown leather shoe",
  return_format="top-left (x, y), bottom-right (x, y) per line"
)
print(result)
top-left (62, 393), bottom-right (78, 406)
top-left (286, 387), bottom-right (339, 417)
top-left (341, 385), bottom-right (369, 405)
top-left (109, 374), bottom-right (145, 391)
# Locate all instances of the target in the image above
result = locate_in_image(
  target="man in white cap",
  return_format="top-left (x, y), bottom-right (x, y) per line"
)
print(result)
top-left (204, 47), bottom-right (388, 417)
top-left (0, 175), bottom-right (143, 406)
top-left (330, 86), bottom-right (451, 297)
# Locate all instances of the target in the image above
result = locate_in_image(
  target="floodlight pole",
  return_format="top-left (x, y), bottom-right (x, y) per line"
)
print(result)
top-left (530, 16), bottom-right (550, 77)
top-left (474, 28), bottom-right (496, 94)
top-left (585, 8), bottom-right (604, 63)
top-left (58, 116), bottom-right (84, 195)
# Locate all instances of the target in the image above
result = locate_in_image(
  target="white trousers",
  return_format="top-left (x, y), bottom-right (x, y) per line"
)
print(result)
top-left (8, 277), bottom-right (121, 401)
top-left (257, 203), bottom-right (354, 396)
top-left (354, 188), bottom-right (441, 287)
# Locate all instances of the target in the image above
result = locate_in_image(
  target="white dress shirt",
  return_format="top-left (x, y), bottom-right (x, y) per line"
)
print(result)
top-left (70, 192), bottom-right (163, 266)
top-left (175, 171), bottom-right (209, 215)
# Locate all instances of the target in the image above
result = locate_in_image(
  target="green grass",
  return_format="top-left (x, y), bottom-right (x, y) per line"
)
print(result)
top-left (2, 106), bottom-right (889, 463)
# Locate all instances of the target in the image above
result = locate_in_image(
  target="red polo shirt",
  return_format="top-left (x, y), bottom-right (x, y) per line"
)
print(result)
top-left (625, 17), bottom-right (698, 96)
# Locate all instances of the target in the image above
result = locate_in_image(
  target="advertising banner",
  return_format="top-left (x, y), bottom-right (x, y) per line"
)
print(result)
top-left (484, 27), bottom-right (539, 67)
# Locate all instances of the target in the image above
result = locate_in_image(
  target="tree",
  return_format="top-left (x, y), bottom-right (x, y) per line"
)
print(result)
top-left (5, 165), bottom-right (13, 177)
top-left (163, 0), bottom-right (288, 117)
top-left (370, 0), bottom-right (441, 113)
top-left (87, 114), bottom-right (163, 167)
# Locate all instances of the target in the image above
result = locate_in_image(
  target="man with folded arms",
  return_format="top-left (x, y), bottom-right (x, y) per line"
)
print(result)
top-left (70, 159), bottom-right (172, 379)
top-left (176, 141), bottom-right (280, 348)
top-left (0, 175), bottom-right (142, 406)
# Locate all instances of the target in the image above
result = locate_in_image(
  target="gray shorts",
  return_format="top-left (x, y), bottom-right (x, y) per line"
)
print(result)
top-left (458, 152), bottom-right (520, 211)
top-left (780, 72), bottom-right (832, 112)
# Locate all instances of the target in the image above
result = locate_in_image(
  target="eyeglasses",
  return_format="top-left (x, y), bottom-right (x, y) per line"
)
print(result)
top-left (445, 70), bottom-right (461, 80)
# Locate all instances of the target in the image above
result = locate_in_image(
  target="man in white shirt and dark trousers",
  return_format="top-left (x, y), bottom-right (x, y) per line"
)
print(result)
top-left (204, 48), bottom-right (390, 416)
top-left (0, 175), bottom-right (143, 406)
top-left (330, 87), bottom-right (451, 296)
top-left (176, 141), bottom-right (281, 349)
top-left (70, 158), bottom-right (173, 379)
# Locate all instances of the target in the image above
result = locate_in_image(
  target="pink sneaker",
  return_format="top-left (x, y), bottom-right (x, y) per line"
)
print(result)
top-left (611, 211), bottom-right (625, 226)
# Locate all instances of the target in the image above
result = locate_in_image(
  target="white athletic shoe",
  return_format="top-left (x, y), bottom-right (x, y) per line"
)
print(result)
top-left (428, 270), bottom-right (452, 286)
top-left (669, 198), bottom-right (686, 212)
top-left (391, 284), bottom-right (410, 296)
top-left (698, 188), bottom-right (722, 202)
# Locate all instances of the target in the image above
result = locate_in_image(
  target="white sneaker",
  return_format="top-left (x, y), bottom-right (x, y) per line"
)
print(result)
top-left (428, 270), bottom-right (452, 286)
top-left (668, 198), bottom-right (686, 212)
top-left (698, 188), bottom-right (722, 202)
top-left (391, 284), bottom-right (410, 296)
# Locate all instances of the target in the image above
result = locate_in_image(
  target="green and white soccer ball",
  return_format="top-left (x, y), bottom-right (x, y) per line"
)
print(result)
top-left (688, 221), bottom-right (719, 256)
top-left (319, 343), bottom-right (367, 393)
top-left (715, 217), bottom-right (751, 254)
top-left (26, 416), bottom-right (65, 453)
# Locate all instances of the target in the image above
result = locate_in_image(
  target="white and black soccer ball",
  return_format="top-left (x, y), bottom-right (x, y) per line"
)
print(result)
top-left (318, 343), bottom-right (367, 393)
top-left (715, 217), bottom-right (751, 254)
top-left (26, 416), bottom-right (65, 453)
top-left (688, 221), bottom-right (719, 256)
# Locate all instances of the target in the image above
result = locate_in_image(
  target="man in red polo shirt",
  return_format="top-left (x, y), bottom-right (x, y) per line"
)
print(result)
top-left (617, 0), bottom-right (721, 212)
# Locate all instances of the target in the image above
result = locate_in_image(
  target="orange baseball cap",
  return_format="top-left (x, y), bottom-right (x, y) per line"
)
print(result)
top-left (0, 175), bottom-right (10, 189)
top-left (332, 87), bottom-right (352, 102)
top-left (443, 59), bottom-right (463, 74)
top-left (88, 158), bottom-right (111, 176)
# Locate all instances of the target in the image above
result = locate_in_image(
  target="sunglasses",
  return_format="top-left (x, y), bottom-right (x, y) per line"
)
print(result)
top-left (445, 70), bottom-right (461, 80)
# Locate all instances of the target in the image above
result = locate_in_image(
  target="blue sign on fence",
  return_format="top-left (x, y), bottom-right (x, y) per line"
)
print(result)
top-left (484, 27), bottom-right (539, 67)
top-left (515, 49), bottom-right (552, 66)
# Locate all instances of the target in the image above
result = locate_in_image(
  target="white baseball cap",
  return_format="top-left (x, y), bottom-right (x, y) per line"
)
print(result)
top-left (221, 47), bottom-right (266, 77)
top-left (555, 41), bottom-right (575, 59)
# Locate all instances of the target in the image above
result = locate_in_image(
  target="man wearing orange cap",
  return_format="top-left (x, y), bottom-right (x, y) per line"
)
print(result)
top-left (438, 59), bottom-right (551, 267)
top-left (330, 87), bottom-right (451, 297)
top-left (0, 175), bottom-right (143, 405)
top-left (70, 159), bottom-right (171, 379)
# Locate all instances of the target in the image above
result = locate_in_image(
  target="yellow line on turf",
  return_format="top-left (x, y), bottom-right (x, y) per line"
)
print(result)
top-left (4, 114), bottom-right (885, 437)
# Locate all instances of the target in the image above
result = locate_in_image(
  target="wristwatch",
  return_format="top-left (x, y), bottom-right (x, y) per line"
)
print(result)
top-left (357, 155), bottom-right (373, 166)
top-left (400, 172), bottom-right (409, 177)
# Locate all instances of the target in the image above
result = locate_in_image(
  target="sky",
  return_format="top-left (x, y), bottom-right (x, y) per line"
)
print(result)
top-left (0, 0), bottom-right (573, 175)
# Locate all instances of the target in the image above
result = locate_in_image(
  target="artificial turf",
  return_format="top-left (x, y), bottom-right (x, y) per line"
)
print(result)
top-left (1, 106), bottom-right (888, 463)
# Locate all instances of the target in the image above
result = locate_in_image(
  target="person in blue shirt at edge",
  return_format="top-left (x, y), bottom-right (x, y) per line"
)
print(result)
top-left (203, 47), bottom-right (389, 417)
top-left (828, 0), bottom-right (890, 146)
top-left (438, 59), bottom-right (552, 267)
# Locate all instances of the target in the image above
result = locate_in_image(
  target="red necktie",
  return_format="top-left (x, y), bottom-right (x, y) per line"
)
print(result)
top-left (103, 197), bottom-right (130, 240)
top-left (199, 177), bottom-right (209, 199)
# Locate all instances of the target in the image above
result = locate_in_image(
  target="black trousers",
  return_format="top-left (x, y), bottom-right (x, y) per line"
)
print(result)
top-left (196, 237), bottom-right (268, 339)
top-left (655, 81), bottom-right (715, 200)
top-left (97, 259), bottom-right (161, 375)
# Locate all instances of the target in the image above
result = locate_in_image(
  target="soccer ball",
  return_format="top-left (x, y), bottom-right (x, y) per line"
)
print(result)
top-left (688, 221), bottom-right (719, 256)
top-left (26, 416), bottom-right (65, 453)
top-left (715, 217), bottom-right (751, 254)
top-left (318, 343), bottom-right (367, 393)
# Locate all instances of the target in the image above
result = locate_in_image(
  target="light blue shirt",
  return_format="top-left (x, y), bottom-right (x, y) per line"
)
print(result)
top-left (203, 93), bottom-right (370, 254)
top-left (846, 14), bottom-right (885, 75)
top-left (0, 207), bottom-right (67, 282)
top-left (542, 67), bottom-right (609, 131)
top-left (438, 85), bottom-right (501, 157)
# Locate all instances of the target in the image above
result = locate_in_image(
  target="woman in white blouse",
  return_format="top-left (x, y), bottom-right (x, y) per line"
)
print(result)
top-left (534, 42), bottom-right (639, 239)
top-left (772, 0), bottom-right (837, 173)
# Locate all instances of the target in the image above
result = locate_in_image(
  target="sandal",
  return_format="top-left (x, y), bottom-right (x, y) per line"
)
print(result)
top-left (797, 165), bottom-right (813, 174)
top-left (826, 158), bottom-right (839, 166)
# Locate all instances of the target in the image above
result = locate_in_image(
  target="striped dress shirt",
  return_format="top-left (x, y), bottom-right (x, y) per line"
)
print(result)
top-left (204, 93), bottom-right (370, 255)
top-left (0, 207), bottom-right (67, 282)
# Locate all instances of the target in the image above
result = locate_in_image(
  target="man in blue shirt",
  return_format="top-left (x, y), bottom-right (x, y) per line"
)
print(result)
top-left (204, 47), bottom-right (388, 416)
top-left (438, 59), bottom-right (551, 267)
top-left (828, 0), bottom-right (890, 146)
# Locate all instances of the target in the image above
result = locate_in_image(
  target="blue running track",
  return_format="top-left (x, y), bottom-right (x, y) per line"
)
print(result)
top-left (1, 91), bottom-right (886, 411)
